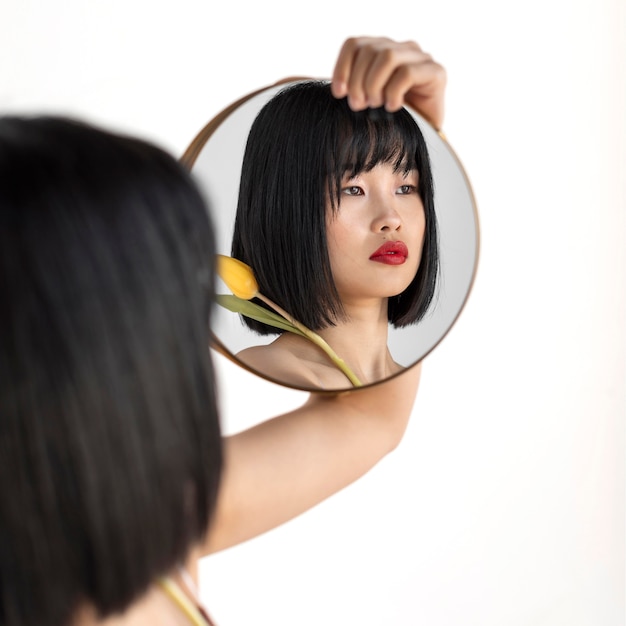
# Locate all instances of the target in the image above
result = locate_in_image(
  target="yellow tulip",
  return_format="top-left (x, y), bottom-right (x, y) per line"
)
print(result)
top-left (215, 254), bottom-right (362, 387)
top-left (216, 255), bottom-right (259, 300)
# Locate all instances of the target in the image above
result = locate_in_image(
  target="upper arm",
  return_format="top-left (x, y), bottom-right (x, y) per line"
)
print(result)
top-left (199, 363), bottom-right (422, 555)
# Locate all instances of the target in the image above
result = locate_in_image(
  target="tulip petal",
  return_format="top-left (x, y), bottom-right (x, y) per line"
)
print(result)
top-left (216, 255), bottom-right (259, 300)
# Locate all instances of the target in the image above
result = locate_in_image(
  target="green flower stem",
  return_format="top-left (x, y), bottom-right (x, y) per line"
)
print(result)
top-left (255, 293), bottom-right (362, 387)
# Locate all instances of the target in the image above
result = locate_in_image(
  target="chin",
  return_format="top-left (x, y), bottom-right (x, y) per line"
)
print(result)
top-left (385, 276), bottom-right (416, 298)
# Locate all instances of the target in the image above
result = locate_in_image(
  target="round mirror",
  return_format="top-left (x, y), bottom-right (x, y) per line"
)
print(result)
top-left (182, 78), bottom-right (479, 393)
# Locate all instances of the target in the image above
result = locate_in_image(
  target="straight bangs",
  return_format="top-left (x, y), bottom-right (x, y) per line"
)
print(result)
top-left (325, 105), bottom-right (426, 212)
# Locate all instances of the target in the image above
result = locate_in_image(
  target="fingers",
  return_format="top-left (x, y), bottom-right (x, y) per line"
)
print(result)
top-left (331, 36), bottom-right (447, 130)
top-left (385, 59), bottom-right (447, 129)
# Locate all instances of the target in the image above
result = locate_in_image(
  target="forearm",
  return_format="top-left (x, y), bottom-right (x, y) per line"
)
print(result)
top-left (202, 362), bottom-right (421, 554)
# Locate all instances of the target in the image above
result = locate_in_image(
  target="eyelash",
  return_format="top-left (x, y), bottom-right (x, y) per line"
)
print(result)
top-left (341, 184), bottom-right (418, 196)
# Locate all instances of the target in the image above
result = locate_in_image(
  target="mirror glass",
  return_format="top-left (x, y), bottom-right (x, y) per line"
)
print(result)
top-left (182, 79), bottom-right (479, 393)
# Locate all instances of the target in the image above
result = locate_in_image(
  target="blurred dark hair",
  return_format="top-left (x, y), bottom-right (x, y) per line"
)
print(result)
top-left (0, 116), bottom-right (221, 625)
top-left (232, 80), bottom-right (438, 334)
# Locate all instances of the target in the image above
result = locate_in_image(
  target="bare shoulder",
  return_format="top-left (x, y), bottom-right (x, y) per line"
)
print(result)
top-left (236, 339), bottom-right (323, 388)
top-left (236, 333), bottom-right (363, 389)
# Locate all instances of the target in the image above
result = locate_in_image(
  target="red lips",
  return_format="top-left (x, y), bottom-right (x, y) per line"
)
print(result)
top-left (369, 241), bottom-right (409, 265)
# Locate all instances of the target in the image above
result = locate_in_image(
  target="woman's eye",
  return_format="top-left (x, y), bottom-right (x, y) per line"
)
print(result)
top-left (342, 186), bottom-right (364, 196)
top-left (397, 184), bottom-right (417, 195)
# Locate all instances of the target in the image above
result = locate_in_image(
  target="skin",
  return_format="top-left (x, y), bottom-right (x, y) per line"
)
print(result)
top-left (73, 35), bottom-right (446, 626)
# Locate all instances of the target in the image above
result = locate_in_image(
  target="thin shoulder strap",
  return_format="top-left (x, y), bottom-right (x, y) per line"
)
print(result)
top-left (157, 576), bottom-right (217, 626)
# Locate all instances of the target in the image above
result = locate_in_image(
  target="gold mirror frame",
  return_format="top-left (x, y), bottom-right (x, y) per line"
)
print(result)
top-left (181, 78), bottom-right (480, 393)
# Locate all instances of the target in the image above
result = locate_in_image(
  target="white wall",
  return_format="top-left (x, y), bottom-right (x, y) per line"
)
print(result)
top-left (2, 1), bottom-right (623, 624)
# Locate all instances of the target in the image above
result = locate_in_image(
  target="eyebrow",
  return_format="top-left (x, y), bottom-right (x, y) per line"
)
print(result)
top-left (340, 164), bottom-right (419, 178)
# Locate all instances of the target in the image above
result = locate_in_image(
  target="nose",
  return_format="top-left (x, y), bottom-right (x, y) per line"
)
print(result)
top-left (371, 204), bottom-right (402, 233)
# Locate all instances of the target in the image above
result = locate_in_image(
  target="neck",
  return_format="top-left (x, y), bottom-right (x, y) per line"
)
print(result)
top-left (315, 299), bottom-right (398, 384)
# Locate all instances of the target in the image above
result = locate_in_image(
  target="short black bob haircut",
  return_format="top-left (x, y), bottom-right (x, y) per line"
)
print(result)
top-left (0, 117), bottom-right (221, 626)
top-left (232, 80), bottom-right (439, 335)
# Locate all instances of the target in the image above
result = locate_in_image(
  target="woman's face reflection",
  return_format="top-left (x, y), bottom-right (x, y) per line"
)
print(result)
top-left (325, 163), bottom-right (425, 306)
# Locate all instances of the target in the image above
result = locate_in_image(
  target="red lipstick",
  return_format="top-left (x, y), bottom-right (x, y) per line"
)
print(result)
top-left (369, 241), bottom-right (409, 265)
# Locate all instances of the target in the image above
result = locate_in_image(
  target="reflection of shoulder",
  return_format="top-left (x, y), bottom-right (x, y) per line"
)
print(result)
top-left (236, 343), bottom-right (322, 388)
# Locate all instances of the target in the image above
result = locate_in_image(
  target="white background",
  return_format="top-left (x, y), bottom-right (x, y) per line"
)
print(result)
top-left (2, 1), bottom-right (624, 625)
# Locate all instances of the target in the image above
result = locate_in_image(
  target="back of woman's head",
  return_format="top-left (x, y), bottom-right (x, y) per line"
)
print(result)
top-left (232, 80), bottom-right (438, 335)
top-left (0, 117), bottom-right (221, 626)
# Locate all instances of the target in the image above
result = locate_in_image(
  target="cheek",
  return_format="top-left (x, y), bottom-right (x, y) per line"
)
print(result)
top-left (405, 206), bottom-right (426, 242)
top-left (326, 215), bottom-right (358, 258)
top-left (325, 221), bottom-right (367, 293)
top-left (418, 203), bottom-right (427, 235)
top-left (325, 222), bottom-right (345, 278)
top-left (407, 209), bottom-right (426, 271)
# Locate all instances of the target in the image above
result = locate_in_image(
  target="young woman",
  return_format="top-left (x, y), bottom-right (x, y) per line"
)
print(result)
top-left (232, 38), bottom-right (445, 389)
top-left (0, 36), bottom-right (444, 626)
